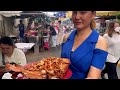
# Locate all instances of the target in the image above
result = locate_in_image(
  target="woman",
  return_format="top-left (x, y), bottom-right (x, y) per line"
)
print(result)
top-left (61, 11), bottom-right (108, 79)
top-left (0, 36), bottom-right (27, 66)
top-left (101, 21), bottom-right (120, 79)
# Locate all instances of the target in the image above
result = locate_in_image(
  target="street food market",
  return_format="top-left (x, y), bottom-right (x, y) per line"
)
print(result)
top-left (0, 11), bottom-right (120, 79)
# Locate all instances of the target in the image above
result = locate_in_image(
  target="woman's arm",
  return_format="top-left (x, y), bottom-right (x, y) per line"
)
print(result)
top-left (86, 36), bottom-right (108, 79)
top-left (86, 66), bottom-right (102, 79)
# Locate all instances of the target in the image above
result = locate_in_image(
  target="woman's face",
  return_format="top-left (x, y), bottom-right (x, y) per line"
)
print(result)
top-left (72, 11), bottom-right (95, 30)
top-left (114, 22), bottom-right (119, 28)
top-left (114, 22), bottom-right (120, 33)
top-left (0, 43), bottom-right (14, 55)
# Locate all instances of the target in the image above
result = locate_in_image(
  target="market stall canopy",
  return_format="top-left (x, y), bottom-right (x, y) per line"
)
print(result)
top-left (20, 11), bottom-right (43, 15)
top-left (20, 11), bottom-right (45, 18)
top-left (42, 12), bottom-right (56, 18)
top-left (20, 11), bottom-right (50, 22)
top-left (96, 11), bottom-right (118, 16)
top-left (46, 14), bottom-right (56, 18)
top-left (0, 11), bottom-right (22, 17)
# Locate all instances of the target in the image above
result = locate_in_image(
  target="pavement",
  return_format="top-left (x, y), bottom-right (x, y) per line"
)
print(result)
top-left (26, 45), bottom-right (61, 63)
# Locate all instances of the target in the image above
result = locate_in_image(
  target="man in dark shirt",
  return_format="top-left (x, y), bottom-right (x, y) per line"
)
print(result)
top-left (48, 24), bottom-right (57, 47)
top-left (50, 26), bottom-right (57, 36)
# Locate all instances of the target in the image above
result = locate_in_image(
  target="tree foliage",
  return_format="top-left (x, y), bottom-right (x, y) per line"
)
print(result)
top-left (117, 11), bottom-right (120, 19)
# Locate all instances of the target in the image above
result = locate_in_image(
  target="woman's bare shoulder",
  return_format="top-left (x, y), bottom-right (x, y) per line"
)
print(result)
top-left (96, 35), bottom-right (108, 51)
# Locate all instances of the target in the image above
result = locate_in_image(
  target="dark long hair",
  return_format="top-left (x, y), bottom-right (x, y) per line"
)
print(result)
top-left (0, 36), bottom-right (14, 46)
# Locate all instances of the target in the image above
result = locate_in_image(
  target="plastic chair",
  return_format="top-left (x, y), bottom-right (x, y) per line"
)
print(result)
top-left (43, 41), bottom-right (50, 51)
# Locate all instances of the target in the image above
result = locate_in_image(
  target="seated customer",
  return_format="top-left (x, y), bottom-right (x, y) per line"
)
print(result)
top-left (0, 36), bottom-right (27, 66)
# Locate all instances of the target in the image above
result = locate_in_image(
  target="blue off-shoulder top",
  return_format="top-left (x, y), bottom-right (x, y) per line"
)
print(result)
top-left (61, 29), bottom-right (108, 79)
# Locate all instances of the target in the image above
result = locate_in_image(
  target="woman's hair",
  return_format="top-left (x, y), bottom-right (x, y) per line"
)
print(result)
top-left (0, 36), bottom-right (14, 46)
top-left (107, 21), bottom-right (115, 37)
top-left (90, 19), bottom-right (96, 30)
top-left (90, 11), bottom-right (96, 30)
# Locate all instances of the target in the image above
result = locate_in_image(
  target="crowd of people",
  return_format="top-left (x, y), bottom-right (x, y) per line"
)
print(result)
top-left (13, 19), bottom-right (74, 50)
top-left (48, 20), bottom-right (74, 48)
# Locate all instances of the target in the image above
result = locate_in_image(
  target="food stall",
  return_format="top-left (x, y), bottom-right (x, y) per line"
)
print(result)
top-left (20, 11), bottom-right (52, 51)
